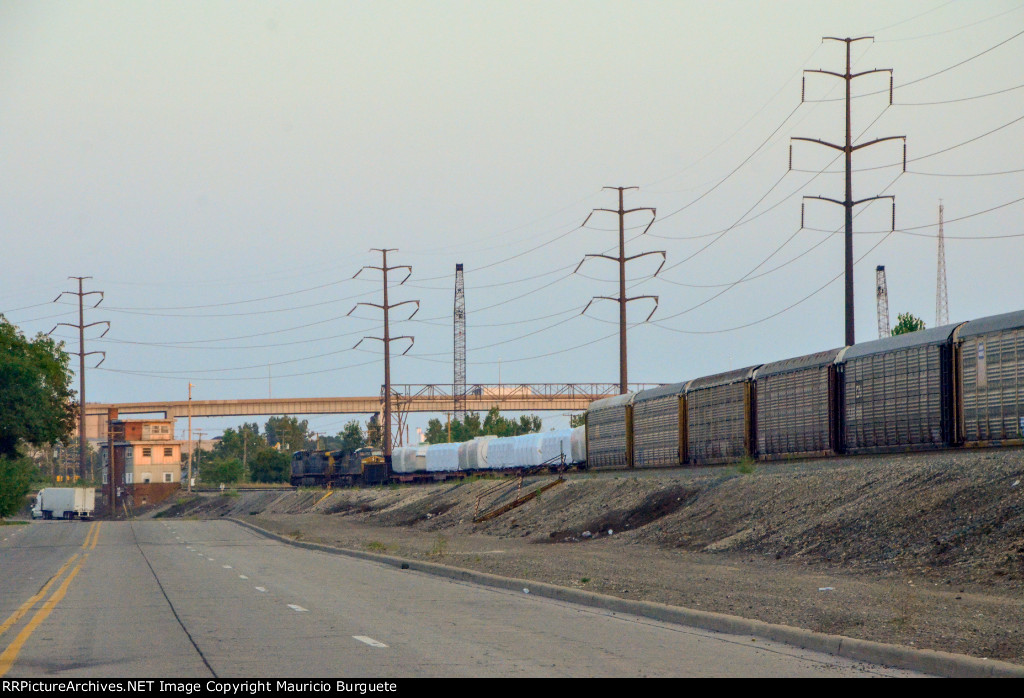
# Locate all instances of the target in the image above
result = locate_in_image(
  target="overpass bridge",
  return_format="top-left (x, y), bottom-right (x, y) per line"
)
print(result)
top-left (82, 383), bottom-right (659, 439)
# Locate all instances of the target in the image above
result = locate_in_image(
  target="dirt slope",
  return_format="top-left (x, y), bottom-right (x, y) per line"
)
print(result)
top-left (161, 449), bottom-right (1024, 664)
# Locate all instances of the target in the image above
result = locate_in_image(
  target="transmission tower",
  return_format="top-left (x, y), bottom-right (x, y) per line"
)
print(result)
top-left (51, 277), bottom-right (108, 481)
top-left (875, 265), bottom-right (890, 339)
top-left (577, 186), bottom-right (664, 394)
top-left (349, 249), bottom-right (419, 470)
top-left (936, 201), bottom-right (949, 326)
top-left (793, 36), bottom-right (905, 347)
top-left (453, 263), bottom-right (467, 420)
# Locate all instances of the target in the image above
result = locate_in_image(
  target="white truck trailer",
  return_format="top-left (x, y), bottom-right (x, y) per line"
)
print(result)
top-left (34, 487), bottom-right (96, 520)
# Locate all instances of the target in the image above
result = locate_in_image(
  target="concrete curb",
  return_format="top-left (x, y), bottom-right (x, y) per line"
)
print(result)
top-left (227, 517), bottom-right (1024, 678)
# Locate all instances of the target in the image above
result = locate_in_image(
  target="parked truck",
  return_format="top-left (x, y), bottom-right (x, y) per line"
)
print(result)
top-left (33, 487), bottom-right (95, 520)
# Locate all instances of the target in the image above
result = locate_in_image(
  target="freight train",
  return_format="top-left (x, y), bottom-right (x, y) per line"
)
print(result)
top-left (292, 308), bottom-right (1024, 486)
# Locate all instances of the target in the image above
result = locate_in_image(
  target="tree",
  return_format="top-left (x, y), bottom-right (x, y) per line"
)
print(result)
top-left (0, 455), bottom-right (36, 518)
top-left (265, 416), bottom-right (310, 452)
top-left (570, 413), bottom-right (586, 428)
top-left (0, 317), bottom-right (76, 458)
top-left (892, 312), bottom-right (926, 336)
top-left (214, 422), bottom-right (265, 474)
top-left (338, 420), bottom-right (366, 451)
top-left (0, 317), bottom-right (75, 517)
top-left (249, 449), bottom-right (290, 483)
top-left (201, 456), bottom-right (244, 485)
top-left (424, 407), bottom-right (544, 444)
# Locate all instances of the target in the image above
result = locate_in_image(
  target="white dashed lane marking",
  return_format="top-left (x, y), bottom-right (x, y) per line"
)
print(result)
top-left (255, 587), bottom-right (267, 593)
top-left (353, 636), bottom-right (388, 648)
top-left (287, 604), bottom-right (308, 613)
top-left (239, 575), bottom-right (249, 580)
top-left (222, 565), bottom-right (233, 569)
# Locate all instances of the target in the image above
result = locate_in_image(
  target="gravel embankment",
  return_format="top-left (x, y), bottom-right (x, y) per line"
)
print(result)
top-left (160, 449), bottom-right (1024, 665)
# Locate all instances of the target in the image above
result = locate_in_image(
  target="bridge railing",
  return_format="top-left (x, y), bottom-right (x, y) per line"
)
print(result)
top-left (384, 383), bottom-right (663, 400)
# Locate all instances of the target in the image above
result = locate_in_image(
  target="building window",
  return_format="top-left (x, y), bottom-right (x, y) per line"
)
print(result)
top-left (125, 472), bottom-right (133, 484)
top-left (142, 473), bottom-right (151, 484)
top-left (164, 472), bottom-right (173, 483)
top-left (142, 447), bottom-right (151, 457)
top-left (164, 447), bottom-right (173, 457)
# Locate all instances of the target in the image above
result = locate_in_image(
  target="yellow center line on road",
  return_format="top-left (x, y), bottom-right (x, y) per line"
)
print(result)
top-left (80, 521), bottom-right (100, 550)
top-left (0, 522), bottom-right (99, 675)
top-left (0, 553), bottom-right (79, 641)
top-left (0, 553), bottom-right (89, 677)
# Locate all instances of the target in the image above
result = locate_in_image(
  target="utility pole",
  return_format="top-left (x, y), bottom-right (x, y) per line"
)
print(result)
top-left (577, 187), bottom-right (664, 394)
top-left (187, 383), bottom-right (193, 494)
top-left (793, 37), bottom-right (905, 347)
top-left (936, 201), bottom-right (949, 326)
top-left (349, 249), bottom-right (419, 473)
top-left (454, 263), bottom-right (467, 420)
top-left (876, 265), bottom-right (890, 339)
top-left (51, 277), bottom-right (108, 481)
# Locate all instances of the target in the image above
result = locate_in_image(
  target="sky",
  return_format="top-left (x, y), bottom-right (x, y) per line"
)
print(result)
top-left (2, 0), bottom-right (1023, 442)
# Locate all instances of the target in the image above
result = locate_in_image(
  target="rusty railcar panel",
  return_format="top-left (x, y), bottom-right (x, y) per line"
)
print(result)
top-left (686, 367), bottom-right (758, 465)
top-left (958, 310), bottom-right (1024, 446)
top-left (754, 349), bottom-right (843, 459)
top-left (585, 392), bottom-right (635, 469)
top-left (840, 325), bottom-right (962, 453)
top-left (631, 382), bottom-right (688, 468)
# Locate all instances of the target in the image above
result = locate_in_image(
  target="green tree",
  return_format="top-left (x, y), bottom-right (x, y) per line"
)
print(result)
top-left (892, 312), bottom-right (926, 336)
top-left (249, 449), bottom-right (290, 483)
top-left (0, 455), bottom-right (36, 518)
top-left (0, 317), bottom-right (75, 517)
top-left (338, 420), bottom-right (366, 451)
top-left (265, 416), bottom-right (310, 452)
top-left (0, 317), bottom-right (76, 458)
top-left (569, 413), bottom-right (586, 428)
top-left (214, 422), bottom-right (265, 477)
top-left (424, 407), bottom-right (544, 444)
top-left (201, 456), bottom-right (244, 485)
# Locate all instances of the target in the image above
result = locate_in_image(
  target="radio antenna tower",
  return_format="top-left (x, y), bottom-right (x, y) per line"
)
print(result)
top-left (454, 263), bottom-right (466, 420)
top-left (936, 201), bottom-right (949, 326)
top-left (875, 265), bottom-right (890, 339)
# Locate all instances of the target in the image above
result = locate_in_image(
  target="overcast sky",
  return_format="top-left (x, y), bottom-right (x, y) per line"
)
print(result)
top-left (2, 1), bottom-right (1022, 440)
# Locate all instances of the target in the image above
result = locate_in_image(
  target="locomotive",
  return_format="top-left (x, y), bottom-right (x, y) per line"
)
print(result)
top-left (290, 447), bottom-right (388, 487)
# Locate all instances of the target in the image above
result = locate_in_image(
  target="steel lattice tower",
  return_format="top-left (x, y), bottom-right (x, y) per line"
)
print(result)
top-left (936, 202), bottom-right (949, 326)
top-left (454, 263), bottom-right (466, 419)
top-left (876, 265), bottom-right (890, 339)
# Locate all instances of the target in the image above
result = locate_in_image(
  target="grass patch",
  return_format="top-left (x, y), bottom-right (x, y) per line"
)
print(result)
top-left (429, 534), bottom-right (448, 557)
top-left (365, 541), bottom-right (388, 553)
top-left (580, 577), bottom-right (590, 585)
top-left (0, 520), bottom-right (29, 526)
top-left (735, 456), bottom-right (757, 475)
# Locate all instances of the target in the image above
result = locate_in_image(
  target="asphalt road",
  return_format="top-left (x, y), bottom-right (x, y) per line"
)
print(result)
top-left (0, 520), bottom-right (923, 678)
